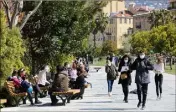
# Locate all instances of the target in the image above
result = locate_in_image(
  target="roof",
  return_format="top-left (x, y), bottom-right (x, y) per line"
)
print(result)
top-left (110, 10), bottom-right (133, 18)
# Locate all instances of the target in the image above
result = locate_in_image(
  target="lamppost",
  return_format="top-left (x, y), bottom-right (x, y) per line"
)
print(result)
top-left (92, 18), bottom-right (99, 50)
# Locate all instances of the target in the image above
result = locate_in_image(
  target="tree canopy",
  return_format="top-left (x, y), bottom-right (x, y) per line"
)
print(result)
top-left (0, 11), bottom-right (25, 78)
top-left (22, 1), bottom-right (108, 73)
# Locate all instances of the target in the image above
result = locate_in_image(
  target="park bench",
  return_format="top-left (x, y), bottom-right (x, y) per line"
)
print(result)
top-left (0, 99), bottom-right (7, 108)
top-left (52, 89), bottom-right (80, 106)
top-left (94, 67), bottom-right (101, 72)
top-left (4, 81), bottom-right (27, 106)
top-left (39, 86), bottom-right (49, 97)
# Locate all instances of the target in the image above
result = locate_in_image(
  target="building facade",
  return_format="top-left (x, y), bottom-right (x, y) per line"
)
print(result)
top-left (89, 0), bottom-right (127, 48)
top-left (107, 10), bottom-right (133, 49)
top-left (168, 0), bottom-right (176, 10)
top-left (133, 12), bottom-right (151, 32)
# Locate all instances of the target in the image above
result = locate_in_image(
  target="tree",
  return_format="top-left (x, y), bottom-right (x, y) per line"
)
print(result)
top-left (1, 0), bottom-right (42, 30)
top-left (101, 40), bottom-right (118, 56)
top-left (150, 23), bottom-right (176, 56)
top-left (0, 11), bottom-right (25, 79)
top-left (22, 1), bottom-right (108, 74)
top-left (148, 9), bottom-right (175, 28)
top-left (130, 31), bottom-right (152, 54)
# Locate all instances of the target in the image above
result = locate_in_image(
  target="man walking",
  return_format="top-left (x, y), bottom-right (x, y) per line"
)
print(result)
top-left (131, 51), bottom-right (154, 110)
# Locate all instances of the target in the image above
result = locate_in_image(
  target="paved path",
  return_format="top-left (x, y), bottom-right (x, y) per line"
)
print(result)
top-left (1, 66), bottom-right (176, 111)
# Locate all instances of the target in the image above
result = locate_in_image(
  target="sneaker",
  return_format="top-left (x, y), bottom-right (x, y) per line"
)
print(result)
top-left (141, 105), bottom-right (146, 110)
top-left (35, 100), bottom-right (42, 104)
top-left (137, 102), bottom-right (141, 108)
top-left (109, 92), bottom-right (112, 96)
top-left (30, 103), bottom-right (35, 106)
top-left (156, 96), bottom-right (160, 100)
top-left (125, 100), bottom-right (128, 103)
top-left (51, 99), bottom-right (59, 105)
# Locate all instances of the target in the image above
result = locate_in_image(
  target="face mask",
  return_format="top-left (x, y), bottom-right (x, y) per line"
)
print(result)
top-left (107, 61), bottom-right (111, 66)
top-left (140, 55), bottom-right (145, 59)
top-left (66, 64), bottom-right (70, 68)
top-left (124, 59), bottom-right (128, 63)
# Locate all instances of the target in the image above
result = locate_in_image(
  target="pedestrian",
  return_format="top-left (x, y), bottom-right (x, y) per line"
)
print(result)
top-left (109, 53), bottom-right (119, 67)
top-left (118, 55), bottom-right (132, 103)
top-left (71, 67), bottom-right (86, 100)
top-left (154, 56), bottom-right (164, 100)
top-left (105, 58), bottom-right (118, 97)
top-left (131, 51), bottom-right (154, 110)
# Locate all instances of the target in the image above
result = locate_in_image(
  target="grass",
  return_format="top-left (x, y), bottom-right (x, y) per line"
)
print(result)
top-left (90, 57), bottom-right (176, 75)
top-left (91, 57), bottom-right (106, 66)
top-left (165, 65), bottom-right (176, 75)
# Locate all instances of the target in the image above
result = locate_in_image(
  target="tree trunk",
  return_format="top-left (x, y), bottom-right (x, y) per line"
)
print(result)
top-left (93, 34), bottom-right (96, 49)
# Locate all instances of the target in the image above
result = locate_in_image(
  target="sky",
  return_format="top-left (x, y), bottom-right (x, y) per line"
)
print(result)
top-left (125, 0), bottom-right (169, 9)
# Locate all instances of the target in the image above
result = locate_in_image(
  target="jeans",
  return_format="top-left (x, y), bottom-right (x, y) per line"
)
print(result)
top-left (136, 83), bottom-right (148, 106)
top-left (107, 80), bottom-right (114, 92)
top-left (122, 83), bottom-right (129, 101)
top-left (155, 74), bottom-right (163, 97)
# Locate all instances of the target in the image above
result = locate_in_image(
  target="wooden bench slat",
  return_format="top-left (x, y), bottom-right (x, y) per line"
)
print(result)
top-left (52, 89), bottom-right (80, 95)
top-left (0, 99), bottom-right (7, 104)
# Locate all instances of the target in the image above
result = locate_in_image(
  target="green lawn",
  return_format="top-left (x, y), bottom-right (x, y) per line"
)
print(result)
top-left (165, 65), bottom-right (176, 75)
top-left (91, 57), bottom-right (106, 66)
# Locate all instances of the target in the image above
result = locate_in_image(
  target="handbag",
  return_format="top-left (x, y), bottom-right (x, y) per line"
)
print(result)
top-left (120, 73), bottom-right (128, 80)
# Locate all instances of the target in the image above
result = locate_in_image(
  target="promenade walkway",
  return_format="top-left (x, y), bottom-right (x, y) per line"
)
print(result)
top-left (1, 66), bottom-right (175, 111)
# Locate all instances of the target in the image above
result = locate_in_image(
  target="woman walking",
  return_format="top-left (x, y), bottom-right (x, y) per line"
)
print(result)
top-left (118, 55), bottom-right (132, 103)
top-left (105, 58), bottom-right (118, 97)
top-left (154, 56), bottom-right (164, 100)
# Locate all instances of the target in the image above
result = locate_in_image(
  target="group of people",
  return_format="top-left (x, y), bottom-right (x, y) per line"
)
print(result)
top-left (105, 51), bottom-right (164, 110)
top-left (7, 59), bottom-right (90, 106)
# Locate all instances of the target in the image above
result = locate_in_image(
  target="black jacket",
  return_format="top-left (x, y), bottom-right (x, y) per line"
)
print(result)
top-left (131, 57), bottom-right (154, 84)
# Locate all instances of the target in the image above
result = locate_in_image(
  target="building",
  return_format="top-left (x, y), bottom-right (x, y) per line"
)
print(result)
top-left (133, 12), bottom-right (151, 32)
top-left (103, 0), bottom-right (126, 16)
top-left (107, 10), bottom-right (133, 49)
top-left (127, 2), bottom-right (153, 32)
top-left (168, 0), bottom-right (176, 10)
top-left (89, 0), bottom-right (127, 48)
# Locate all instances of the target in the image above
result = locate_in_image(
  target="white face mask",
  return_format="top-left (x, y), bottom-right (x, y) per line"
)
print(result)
top-left (140, 54), bottom-right (145, 59)
top-left (45, 66), bottom-right (50, 72)
top-left (107, 61), bottom-right (111, 66)
top-left (124, 59), bottom-right (128, 63)
top-left (66, 64), bottom-right (70, 68)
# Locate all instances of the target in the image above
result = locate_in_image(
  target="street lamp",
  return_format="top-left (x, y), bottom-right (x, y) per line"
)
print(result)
top-left (93, 18), bottom-right (99, 49)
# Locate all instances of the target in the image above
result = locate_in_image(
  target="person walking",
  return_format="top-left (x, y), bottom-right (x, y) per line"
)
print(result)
top-left (118, 55), bottom-right (132, 103)
top-left (131, 51), bottom-right (154, 110)
top-left (154, 56), bottom-right (164, 100)
top-left (105, 58), bottom-right (118, 97)
top-left (109, 53), bottom-right (119, 67)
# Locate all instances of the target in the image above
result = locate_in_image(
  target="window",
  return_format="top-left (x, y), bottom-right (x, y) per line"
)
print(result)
top-left (120, 18), bottom-right (122, 24)
top-left (124, 18), bottom-right (127, 23)
top-left (110, 19), bottom-right (113, 24)
top-left (129, 19), bottom-right (131, 24)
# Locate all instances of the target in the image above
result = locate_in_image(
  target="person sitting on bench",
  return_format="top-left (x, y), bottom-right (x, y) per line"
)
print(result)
top-left (71, 67), bottom-right (86, 100)
top-left (37, 65), bottom-right (50, 87)
top-left (49, 65), bottom-right (69, 105)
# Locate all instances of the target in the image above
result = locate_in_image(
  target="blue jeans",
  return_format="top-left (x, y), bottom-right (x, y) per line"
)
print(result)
top-left (107, 80), bottom-right (114, 92)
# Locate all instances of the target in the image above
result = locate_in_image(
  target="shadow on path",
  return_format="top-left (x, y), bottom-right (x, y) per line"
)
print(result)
top-left (79, 107), bottom-right (137, 111)
top-left (76, 101), bottom-right (113, 103)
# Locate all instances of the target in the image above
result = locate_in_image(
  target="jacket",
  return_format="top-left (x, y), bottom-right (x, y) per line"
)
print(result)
top-left (109, 56), bottom-right (118, 67)
top-left (131, 57), bottom-right (154, 84)
top-left (105, 64), bottom-right (118, 80)
top-left (52, 72), bottom-right (69, 92)
top-left (118, 62), bottom-right (132, 85)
